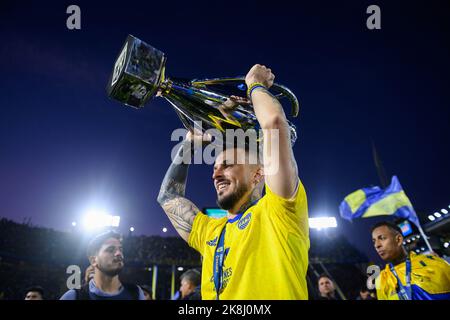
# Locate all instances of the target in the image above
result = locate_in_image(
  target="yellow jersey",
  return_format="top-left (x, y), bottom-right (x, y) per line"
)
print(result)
top-left (188, 180), bottom-right (309, 300)
top-left (376, 252), bottom-right (450, 300)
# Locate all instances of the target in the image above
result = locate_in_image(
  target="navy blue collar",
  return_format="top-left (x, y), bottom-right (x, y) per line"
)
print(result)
top-left (227, 213), bottom-right (243, 223)
top-left (226, 199), bottom-right (259, 223)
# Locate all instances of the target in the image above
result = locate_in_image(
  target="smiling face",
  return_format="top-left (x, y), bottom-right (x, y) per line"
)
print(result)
top-left (372, 225), bottom-right (404, 262)
top-left (213, 148), bottom-right (262, 212)
top-left (90, 237), bottom-right (124, 277)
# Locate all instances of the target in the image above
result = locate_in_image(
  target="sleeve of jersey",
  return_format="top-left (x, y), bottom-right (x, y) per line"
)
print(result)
top-left (188, 212), bottom-right (211, 254)
top-left (375, 275), bottom-right (387, 300)
top-left (434, 256), bottom-right (450, 293)
top-left (264, 178), bottom-right (308, 232)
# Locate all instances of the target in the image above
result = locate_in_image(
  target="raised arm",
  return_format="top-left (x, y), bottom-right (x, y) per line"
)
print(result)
top-left (157, 133), bottom-right (200, 242)
top-left (245, 64), bottom-right (299, 198)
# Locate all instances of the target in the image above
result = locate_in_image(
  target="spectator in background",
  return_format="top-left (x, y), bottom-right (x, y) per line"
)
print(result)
top-left (317, 274), bottom-right (339, 300)
top-left (356, 286), bottom-right (376, 300)
top-left (60, 230), bottom-right (145, 300)
top-left (24, 286), bottom-right (44, 300)
top-left (140, 285), bottom-right (153, 300)
top-left (372, 221), bottom-right (450, 300)
top-left (179, 269), bottom-right (201, 300)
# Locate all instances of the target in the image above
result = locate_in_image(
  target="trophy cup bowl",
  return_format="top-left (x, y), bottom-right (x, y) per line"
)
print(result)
top-left (106, 35), bottom-right (300, 144)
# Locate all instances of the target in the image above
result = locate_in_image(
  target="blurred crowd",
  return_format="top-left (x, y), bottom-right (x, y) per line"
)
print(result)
top-left (0, 218), bottom-right (373, 300)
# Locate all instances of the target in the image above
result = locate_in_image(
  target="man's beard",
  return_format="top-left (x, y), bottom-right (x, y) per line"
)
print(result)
top-left (217, 183), bottom-right (249, 211)
top-left (97, 261), bottom-right (123, 277)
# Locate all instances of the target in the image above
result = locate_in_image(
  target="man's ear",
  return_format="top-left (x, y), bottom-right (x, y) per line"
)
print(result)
top-left (395, 233), bottom-right (404, 247)
top-left (88, 255), bottom-right (97, 267)
top-left (253, 166), bottom-right (264, 186)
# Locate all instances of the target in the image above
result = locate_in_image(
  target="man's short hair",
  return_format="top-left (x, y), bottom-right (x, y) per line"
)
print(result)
top-left (25, 286), bottom-right (44, 298)
top-left (318, 273), bottom-right (332, 283)
top-left (87, 230), bottom-right (122, 258)
top-left (180, 269), bottom-right (201, 287)
top-left (360, 285), bottom-right (370, 293)
top-left (370, 221), bottom-right (403, 236)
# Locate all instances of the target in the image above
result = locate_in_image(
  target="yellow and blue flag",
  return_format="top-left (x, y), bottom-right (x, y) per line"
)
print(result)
top-left (339, 176), bottom-right (419, 227)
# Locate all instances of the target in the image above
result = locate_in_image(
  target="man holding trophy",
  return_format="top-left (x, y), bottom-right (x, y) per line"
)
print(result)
top-left (107, 36), bottom-right (309, 299)
top-left (157, 64), bottom-right (308, 300)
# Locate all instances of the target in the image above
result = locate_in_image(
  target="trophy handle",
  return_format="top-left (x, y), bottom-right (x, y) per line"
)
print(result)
top-left (191, 78), bottom-right (300, 118)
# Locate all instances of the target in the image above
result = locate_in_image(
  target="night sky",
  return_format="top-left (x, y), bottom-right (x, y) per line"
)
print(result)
top-left (1, 1), bottom-right (449, 263)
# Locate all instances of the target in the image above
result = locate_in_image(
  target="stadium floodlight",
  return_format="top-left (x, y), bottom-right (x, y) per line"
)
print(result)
top-left (162, 227), bottom-right (168, 233)
top-left (434, 212), bottom-right (442, 218)
top-left (441, 209), bottom-right (448, 215)
top-left (71, 221), bottom-right (77, 227)
top-left (111, 216), bottom-right (121, 227)
top-left (129, 227), bottom-right (135, 232)
top-left (428, 215), bottom-right (435, 221)
top-left (82, 209), bottom-right (121, 230)
top-left (309, 217), bottom-right (337, 230)
top-left (177, 267), bottom-right (184, 271)
top-left (444, 242), bottom-right (449, 248)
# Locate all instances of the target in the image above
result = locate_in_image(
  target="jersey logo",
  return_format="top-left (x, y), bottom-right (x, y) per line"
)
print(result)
top-left (238, 213), bottom-right (252, 230)
top-left (206, 236), bottom-right (218, 246)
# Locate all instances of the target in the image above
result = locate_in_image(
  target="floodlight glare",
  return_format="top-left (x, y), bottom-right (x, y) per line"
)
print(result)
top-left (71, 221), bottom-right (77, 227)
top-left (162, 227), bottom-right (168, 233)
top-left (177, 267), bottom-right (184, 271)
top-left (130, 227), bottom-right (135, 232)
top-left (309, 217), bottom-right (337, 230)
top-left (441, 209), bottom-right (448, 214)
top-left (444, 242), bottom-right (449, 248)
top-left (111, 216), bottom-right (121, 227)
top-left (428, 215), bottom-right (435, 221)
top-left (434, 212), bottom-right (442, 218)
top-left (82, 209), bottom-right (121, 230)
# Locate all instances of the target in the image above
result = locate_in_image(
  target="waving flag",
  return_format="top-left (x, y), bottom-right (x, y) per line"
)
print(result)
top-left (339, 176), bottom-right (419, 227)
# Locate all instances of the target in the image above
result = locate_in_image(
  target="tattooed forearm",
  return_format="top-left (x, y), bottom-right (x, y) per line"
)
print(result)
top-left (157, 141), bottom-right (200, 241)
top-left (161, 197), bottom-right (198, 239)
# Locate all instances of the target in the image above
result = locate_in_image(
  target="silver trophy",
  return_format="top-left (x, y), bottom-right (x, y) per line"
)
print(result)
top-left (106, 35), bottom-right (300, 144)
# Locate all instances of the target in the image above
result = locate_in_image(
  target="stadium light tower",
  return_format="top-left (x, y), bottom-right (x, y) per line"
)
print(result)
top-left (309, 217), bottom-right (338, 230)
